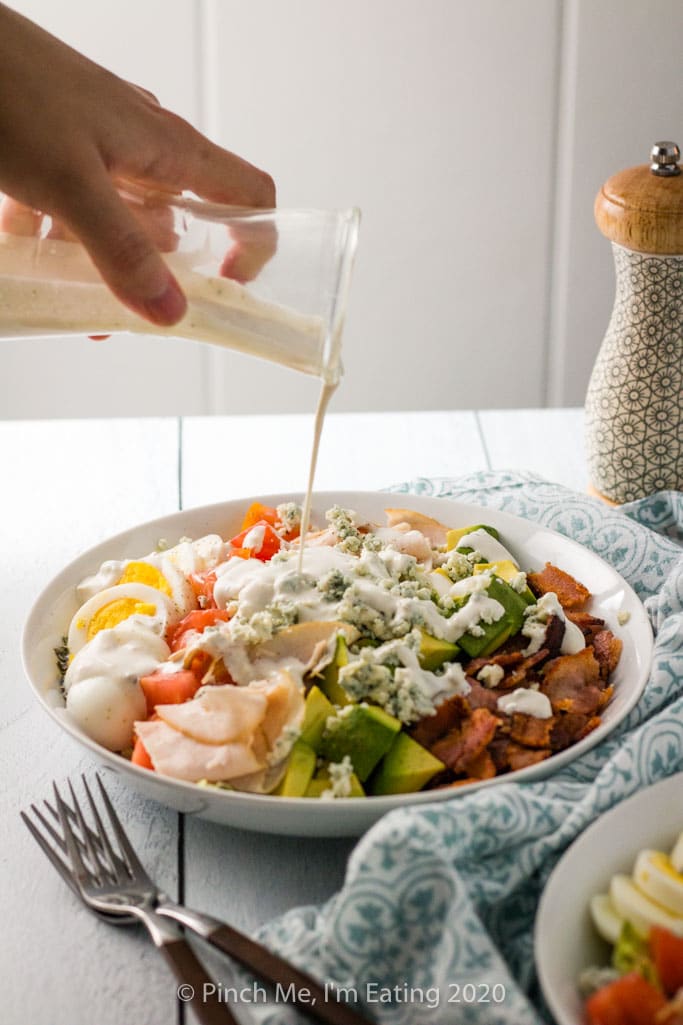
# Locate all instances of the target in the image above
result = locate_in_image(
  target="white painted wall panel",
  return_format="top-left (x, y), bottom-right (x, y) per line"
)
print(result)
top-left (547, 0), bottom-right (683, 406)
top-left (201, 0), bottom-right (560, 415)
top-left (0, 0), bottom-right (208, 418)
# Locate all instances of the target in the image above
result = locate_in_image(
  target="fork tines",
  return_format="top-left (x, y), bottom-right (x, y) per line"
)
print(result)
top-left (23, 775), bottom-right (139, 890)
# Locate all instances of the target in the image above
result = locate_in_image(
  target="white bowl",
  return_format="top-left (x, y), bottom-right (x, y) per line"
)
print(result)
top-left (535, 773), bottom-right (683, 1025)
top-left (22, 491), bottom-right (653, 836)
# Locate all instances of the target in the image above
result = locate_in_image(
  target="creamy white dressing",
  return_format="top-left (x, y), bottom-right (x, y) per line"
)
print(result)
top-left (242, 523), bottom-right (267, 552)
top-left (522, 591), bottom-right (585, 656)
top-left (428, 570), bottom-right (452, 598)
top-left (64, 621), bottom-right (170, 750)
top-left (0, 233), bottom-right (329, 378)
top-left (449, 571), bottom-right (493, 598)
top-left (64, 619), bottom-right (170, 692)
top-left (456, 530), bottom-right (517, 564)
top-left (194, 627), bottom-right (315, 688)
top-left (297, 379), bottom-right (337, 573)
top-left (216, 543), bottom-right (505, 647)
top-left (76, 560), bottom-right (126, 603)
top-left (214, 546), bottom-right (352, 620)
top-left (497, 688), bottom-right (553, 719)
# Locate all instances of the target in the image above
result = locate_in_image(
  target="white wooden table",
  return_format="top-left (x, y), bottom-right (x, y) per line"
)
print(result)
top-left (0, 408), bottom-right (586, 1025)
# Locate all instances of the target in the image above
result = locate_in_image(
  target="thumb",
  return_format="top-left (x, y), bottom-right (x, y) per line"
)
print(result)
top-left (58, 171), bottom-right (186, 326)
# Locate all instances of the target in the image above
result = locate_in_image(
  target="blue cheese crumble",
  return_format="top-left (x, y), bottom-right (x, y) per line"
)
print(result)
top-left (320, 755), bottom-right (354, 800)
top-left (276, 502), bottom-right (301, 535)
top-left (339, 630), bottom-right (469, 724)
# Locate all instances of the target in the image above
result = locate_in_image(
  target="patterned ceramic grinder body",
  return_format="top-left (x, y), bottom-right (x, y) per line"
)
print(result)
top-left (585, 142), bottom-right (683, 503)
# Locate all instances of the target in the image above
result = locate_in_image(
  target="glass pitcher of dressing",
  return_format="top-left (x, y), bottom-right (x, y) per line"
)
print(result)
top-left (0, 186), bottom-right (360, 385)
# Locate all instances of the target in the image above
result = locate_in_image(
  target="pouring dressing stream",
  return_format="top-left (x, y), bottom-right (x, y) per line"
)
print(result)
top-left (0, 200), bottom-right (360, 549)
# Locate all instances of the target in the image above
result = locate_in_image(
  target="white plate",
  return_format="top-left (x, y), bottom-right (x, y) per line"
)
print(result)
top-left (535, 773), bottom-right (683, 1025)
top-left (23, 491), bottom-right (653, 836)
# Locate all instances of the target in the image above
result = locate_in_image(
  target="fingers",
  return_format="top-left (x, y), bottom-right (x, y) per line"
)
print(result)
top-left (0, 196), bottom-right (42, 235)
top-left (187, 139), bottom-right (276, 209)
top-left (133, 114), bottom-right (276, 210)
top-left (56, 168), bottom-right (187, 326)
top-left (220, 219), bottom-right (278, 283)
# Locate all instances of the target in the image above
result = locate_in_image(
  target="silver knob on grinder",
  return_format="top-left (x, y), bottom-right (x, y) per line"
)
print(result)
top-left (650, 141), bottom-right (681, 176)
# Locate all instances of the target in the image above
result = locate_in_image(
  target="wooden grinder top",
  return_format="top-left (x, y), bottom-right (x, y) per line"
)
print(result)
top-left (595, 141), bottom-right (683, 254)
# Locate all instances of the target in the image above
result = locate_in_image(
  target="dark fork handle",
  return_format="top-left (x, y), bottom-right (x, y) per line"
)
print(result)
top-left (156, 902), bottom-right (373, 1024)
top-left (207, 923), bottom-right (370, 1025)
top-left (159, 937), bottom-right (239, 1025)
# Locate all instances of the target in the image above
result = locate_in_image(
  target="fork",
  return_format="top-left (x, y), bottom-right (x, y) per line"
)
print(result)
top-left (22, 776), bottom-right (372, 1025)
top-left (24, 777), bottom-right (238, 1025)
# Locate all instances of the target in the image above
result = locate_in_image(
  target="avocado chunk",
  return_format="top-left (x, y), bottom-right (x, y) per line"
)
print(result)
top-left (318, 634), bottom-right (352, 706)
top-left (274, 740), bottom-right (317, 797)
top-left (446, 523), bottom-right (499, 551)
top-left (457, 576), bottom-right (529, 658)
top-left (418, 630), bottom-right (460, 671)
top-left (474, 560), bottom-right (536, 605)
top-left (300, 685), bottom-right (335, 751)
top-left (369, 732), bottom-right (445, 795)
top-left (319, 704), bottom-right (401, 781)
top-left (305, 768), bottom-right (365, 798)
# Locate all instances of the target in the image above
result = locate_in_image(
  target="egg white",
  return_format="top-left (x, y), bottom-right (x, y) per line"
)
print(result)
top-left (67, 583), bottom-right (174, 656)
top-left (64, 620), bottom-right (170, 750)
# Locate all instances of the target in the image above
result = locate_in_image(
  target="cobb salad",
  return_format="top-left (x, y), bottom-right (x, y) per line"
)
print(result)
top-left (57, 500), bottom-right (624, 799)
top-left (580, 830), bottom-right (683, 1025)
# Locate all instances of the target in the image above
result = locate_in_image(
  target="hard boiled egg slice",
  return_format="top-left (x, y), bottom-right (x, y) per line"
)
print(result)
top-left (610, 873), bottom-right (683, 938)
top-left (64, 620), bottom-right (170, 749)
top-left (671, 832), bottom-right (683, 874)
top-left (117, 559), bottom-right (172, 595)
top-left (68, 583), bottom-right (173, 656)
top-left (162, 534), bottom-right (228, 576)
top-left (589, 893), bottom-right (624, 945)
top-left (117, 558), bottom-right (196, 620)
top-left (633, 849), bottom-right (683, 917)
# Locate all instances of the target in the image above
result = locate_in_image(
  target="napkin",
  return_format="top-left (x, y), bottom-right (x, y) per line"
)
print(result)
top-left (251, 472), bottom-right (683, 1025)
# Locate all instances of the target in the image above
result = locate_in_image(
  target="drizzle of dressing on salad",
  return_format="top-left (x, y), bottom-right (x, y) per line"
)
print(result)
top-left (297, 379), bottom-right (337, 574)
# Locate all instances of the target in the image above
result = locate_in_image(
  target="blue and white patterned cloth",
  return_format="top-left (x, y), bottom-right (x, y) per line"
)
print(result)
top-left (253, 473), bottom-right (683, 1025)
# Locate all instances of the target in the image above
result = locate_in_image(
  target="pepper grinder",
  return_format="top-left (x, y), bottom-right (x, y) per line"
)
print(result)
top-left (585, 141), bottom-right (683, 503)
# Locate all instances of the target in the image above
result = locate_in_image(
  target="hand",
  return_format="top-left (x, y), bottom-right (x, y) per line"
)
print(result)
top-left (0, 3), bottom-right (275, 326)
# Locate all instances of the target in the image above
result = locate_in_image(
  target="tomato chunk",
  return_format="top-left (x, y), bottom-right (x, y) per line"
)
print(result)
top-left (650, 925), bottom-right (683, 997)
top-left (131, 735), bottom-right (154, 770)
top-left (189, 569), bottom-right (218, 607)
top-left (228, 521), bottom-right (283, 561)
top-left (139, 669), bottom-right (201, 716)
top-left (167, 608), bottom-right (230, 652)
top-left (240, 501), bottom-right (279, 531)
top-left (586, 972), bottom-right (667, 1025)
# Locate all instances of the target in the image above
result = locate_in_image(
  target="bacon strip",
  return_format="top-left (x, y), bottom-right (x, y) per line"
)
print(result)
top-left (410, 693), bottom-right (468, 747)
top-left (528, 562), bottom-right (591, 609)
top-left (541, 647), bottom-right (603, 716)
top-left (509, 712), bottom-right (555, 749)
top-left (507, 743), bottom-right (551, 772)
top-left (566, 610), bottom-right (606, 642)
top-left (592, 629), bottom-right (623, 680)
top-left (431, 707), bottom-right (501, 773)
top-left (503, 648), bottom-right (552, 689)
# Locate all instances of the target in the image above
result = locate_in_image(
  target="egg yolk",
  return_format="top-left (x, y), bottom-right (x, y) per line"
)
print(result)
top-left (117, 561), bottom-right (172, 595)
top-left (86, 598), bottom-right (157, 640)
top-left (651, 851), bottom-right (683, 882)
